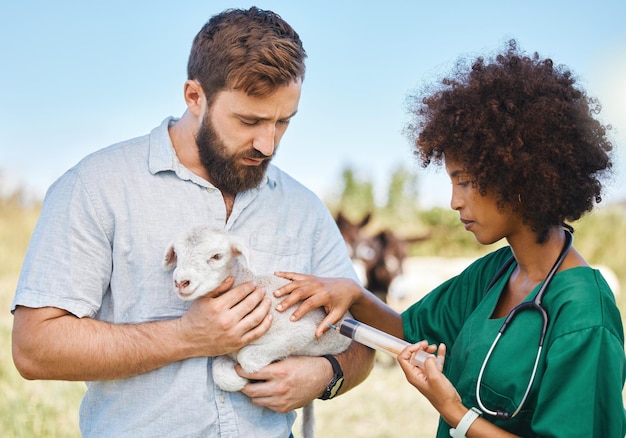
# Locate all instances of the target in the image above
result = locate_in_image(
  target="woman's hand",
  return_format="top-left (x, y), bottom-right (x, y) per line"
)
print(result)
top-left (272, 272), bottom-right (363, 337)
top-left (398, 342), bottom-right (464, 416)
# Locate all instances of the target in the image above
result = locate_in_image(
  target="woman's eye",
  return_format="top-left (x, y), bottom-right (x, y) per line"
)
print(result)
top-left (452, 175), bottom-right (473, 186)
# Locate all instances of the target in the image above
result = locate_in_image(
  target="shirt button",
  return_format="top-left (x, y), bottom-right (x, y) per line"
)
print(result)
top-left (219, 395), bottom-right (225, 403)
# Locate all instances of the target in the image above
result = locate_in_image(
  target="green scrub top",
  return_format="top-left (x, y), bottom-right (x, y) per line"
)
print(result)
top-left (402, 247), bottom-right (625, 437)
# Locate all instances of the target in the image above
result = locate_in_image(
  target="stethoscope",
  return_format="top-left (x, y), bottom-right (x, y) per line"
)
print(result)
top-left (475, 230), bottom-right (573, 419)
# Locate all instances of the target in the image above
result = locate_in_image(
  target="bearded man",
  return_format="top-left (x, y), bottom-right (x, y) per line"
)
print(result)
top-left (11, 7), bottom-right (374, 437)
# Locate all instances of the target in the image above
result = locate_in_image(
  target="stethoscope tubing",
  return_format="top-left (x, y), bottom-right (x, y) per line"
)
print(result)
top-left (475, 230), bottom-right (573, 419)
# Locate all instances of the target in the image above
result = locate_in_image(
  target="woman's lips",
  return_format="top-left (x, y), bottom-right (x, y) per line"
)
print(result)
top-left (460, 218), bottom-right (474, 230)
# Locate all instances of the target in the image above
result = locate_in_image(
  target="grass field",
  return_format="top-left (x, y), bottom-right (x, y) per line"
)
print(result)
top-left (1, 202), bottom-right (624, 437)
top-left (0, 276), bottom-right (84, 437)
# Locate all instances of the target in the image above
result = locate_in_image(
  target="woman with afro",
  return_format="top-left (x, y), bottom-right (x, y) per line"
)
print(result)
top-left (275, 40), bottom-right (625, 437)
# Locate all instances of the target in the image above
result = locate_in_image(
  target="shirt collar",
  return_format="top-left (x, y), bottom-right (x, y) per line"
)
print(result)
top-left (148, 116), bottom-right (180, 175)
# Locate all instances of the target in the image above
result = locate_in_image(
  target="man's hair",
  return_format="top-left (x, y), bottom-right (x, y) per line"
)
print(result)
top-left (187, 7), bottom-right (306, 106)
top-left (406, 39), bottom-right (613, 242)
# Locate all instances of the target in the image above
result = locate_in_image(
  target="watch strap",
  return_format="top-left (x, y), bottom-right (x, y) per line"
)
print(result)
top-left (449, 407), bottom-right (482, 438)
top-left (318, 354), bottom-right (344, 400)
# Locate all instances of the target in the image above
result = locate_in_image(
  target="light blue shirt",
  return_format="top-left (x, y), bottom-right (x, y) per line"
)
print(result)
top-left (12, 117), bottom-right (357, 437)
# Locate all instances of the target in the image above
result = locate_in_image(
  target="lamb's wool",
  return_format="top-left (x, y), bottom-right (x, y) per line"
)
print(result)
top-left (163, 225), bottom-right (352, 438)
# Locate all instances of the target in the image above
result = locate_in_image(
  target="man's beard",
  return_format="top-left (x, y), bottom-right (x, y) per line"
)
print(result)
top-left (196, 115), bottom-right (273, 194)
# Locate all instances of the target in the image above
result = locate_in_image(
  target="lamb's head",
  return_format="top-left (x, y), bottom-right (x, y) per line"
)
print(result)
top-left (163, 226), bottom-right (247, 301)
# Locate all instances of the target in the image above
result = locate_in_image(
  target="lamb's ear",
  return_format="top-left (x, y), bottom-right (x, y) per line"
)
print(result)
top-left (163, 244), bottom-right (178, 270)
top-left (230, 235), bottom-right (250, 267)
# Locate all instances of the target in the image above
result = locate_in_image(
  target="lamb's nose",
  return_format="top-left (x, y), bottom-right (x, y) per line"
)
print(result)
top-left (175, 280), bottom-right (190, 290)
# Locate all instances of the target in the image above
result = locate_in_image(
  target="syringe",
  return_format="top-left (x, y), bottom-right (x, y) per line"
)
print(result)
top-left (328, 318), bottom-right (435, 368)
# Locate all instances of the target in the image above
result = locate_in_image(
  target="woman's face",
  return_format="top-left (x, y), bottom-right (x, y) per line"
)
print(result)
top-left (445, 159), bottom-right (520, 245)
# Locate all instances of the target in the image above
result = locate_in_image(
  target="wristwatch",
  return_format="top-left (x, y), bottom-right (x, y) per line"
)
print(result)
top-left (318, 354), bottom-right (344, 400)
top-left (449, 407), bottom-right (482, 438)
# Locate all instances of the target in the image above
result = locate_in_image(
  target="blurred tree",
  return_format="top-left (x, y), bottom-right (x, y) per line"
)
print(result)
top-left (337, 167), bottom-right (375, 222)
top-left (329, 164), bottom-right (428, 239)
top-left (385, 164), bottom-right (420, 211)
top-left (379, 164), bottom-right (421, 229)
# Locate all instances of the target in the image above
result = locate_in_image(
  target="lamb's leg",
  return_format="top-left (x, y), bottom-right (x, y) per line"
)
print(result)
top-left (236, 342), bottom-right (293, 374)
top-left (301, 402), bottom-right (315, 438)
top-left (212, 355), bottom-right (248, 392)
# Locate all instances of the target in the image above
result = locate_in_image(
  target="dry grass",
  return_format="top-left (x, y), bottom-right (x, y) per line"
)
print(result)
top-left (2, 202), bottom-right (624, 437)
top-left (2, 269), bottom-right (439, 438)
top-left (0, 276), bottom-right (84, 438)
top-left (296, 354), bottom-right (441, 437)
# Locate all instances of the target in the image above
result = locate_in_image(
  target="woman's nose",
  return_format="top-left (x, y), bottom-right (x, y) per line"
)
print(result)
top-left (450, 188), bottom-right (462, 211)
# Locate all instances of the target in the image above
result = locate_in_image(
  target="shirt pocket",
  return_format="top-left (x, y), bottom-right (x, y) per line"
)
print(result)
top-left (247, 233), bottom-right (311, 274)
top-left (475, 379), bottom-right (534, 432)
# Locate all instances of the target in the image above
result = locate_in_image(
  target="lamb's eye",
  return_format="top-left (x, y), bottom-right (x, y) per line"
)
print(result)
top-left (208, 253), bottom-right (223, 263)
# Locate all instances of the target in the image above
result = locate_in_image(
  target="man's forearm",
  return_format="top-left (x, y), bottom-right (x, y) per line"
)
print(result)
top-left (13, 283), bottom-right (272, 382)
top-left (12, 306), bottom-right (192, 381)
top-left (335, 341), bottom-right (375, 394)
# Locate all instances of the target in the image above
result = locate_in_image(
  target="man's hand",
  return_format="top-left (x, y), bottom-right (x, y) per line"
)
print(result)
top-left (179, 277), bottom-right (273, 357)
top-left (238, 355), bottom-right (331, 412)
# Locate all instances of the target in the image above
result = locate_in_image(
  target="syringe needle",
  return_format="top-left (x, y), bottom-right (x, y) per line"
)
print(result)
top-left (327, 323), bottom-right (338, 330)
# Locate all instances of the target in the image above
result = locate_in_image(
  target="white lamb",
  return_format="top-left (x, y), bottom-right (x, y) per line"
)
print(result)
top-left (163, 225), bottom-right (352, 438)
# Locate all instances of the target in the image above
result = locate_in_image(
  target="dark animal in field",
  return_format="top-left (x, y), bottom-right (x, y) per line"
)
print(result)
top-left (335, 212), bottom-right (430, 303)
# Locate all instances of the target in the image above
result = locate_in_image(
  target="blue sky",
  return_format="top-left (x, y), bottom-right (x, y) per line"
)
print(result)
top-left (1, 0), bottom-right (625, 208)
